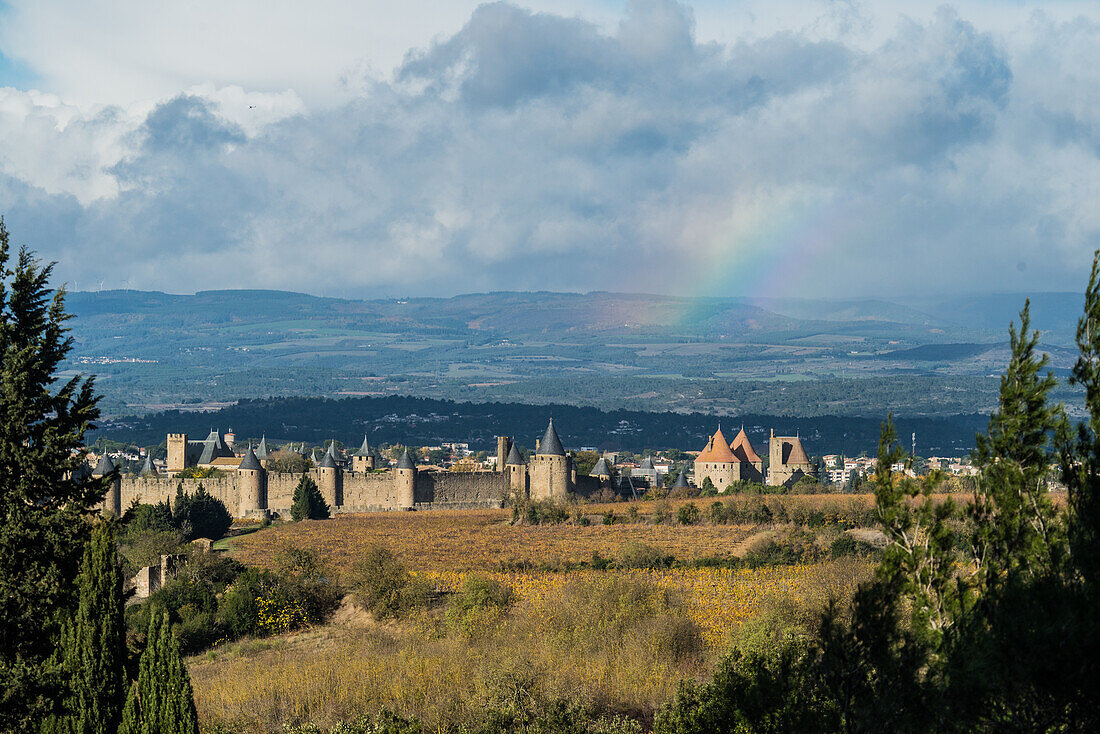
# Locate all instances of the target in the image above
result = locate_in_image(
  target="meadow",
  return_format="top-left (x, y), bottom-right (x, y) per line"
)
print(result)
top-left (191, 496), bottom-right (882, 732)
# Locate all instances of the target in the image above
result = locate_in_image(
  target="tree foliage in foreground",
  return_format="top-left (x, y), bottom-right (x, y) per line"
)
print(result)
top-left (0, 219), bottom-right (103, 730)
top-left (119, 609), bottom-right (199, 734)
top-left (656, 288), bottom-right (1100, 731)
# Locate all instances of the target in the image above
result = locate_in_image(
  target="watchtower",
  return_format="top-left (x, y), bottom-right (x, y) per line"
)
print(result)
top-left (237, 447), bottom-right (267, 518)
top-left (167, 433), bottom-right (188, 473)
top-left (395, 449), bottom-right (417, 509)
top-left (530, 418), bottom-right (571, 500)
top-left (313, 452), bottom-right (342, 508)
top-left (92, 453), bottom-right (122, 516)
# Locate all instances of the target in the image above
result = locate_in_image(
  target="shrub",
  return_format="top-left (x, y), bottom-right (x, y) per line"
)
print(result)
top-left (708, 501), bottom-right (727, 524)
top-left (349, 546), bottom-right (431, 619)
top-left (653, 499), bottom-right (670, 524)
top-left (445, 575), bottom-right (514, 639)
top-left (602, 510), bottom-right (616, 526)
top-left (829, 533), bottom-right (880, 559)
top-left (174, 466), bottom-right (223, 479)
top-left (616, 542), bottom-right (675, 570)
top-left (273, 545), bottom-right (344, 623)
top-left (677, 503), bottom-right (700, 526)
top-left (627, 505), bottom-right (640, 523)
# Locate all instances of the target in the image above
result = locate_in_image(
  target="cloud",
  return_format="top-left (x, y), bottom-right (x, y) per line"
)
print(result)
top-left (0, 1), bottom-right (1098, 299)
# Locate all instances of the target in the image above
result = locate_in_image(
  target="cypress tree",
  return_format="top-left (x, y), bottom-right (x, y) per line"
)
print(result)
top-left (45, 521), bottom-right (126, 734)
top-left (291, 475), bottom-right (329, 520)
top-left (119, 610), bottom-right (199, 734)
top-left (0, 219), bottom-right (103, 729)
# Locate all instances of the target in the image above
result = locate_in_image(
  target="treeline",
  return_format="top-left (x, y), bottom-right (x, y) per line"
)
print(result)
top-left (96, 396), bottom-right (988, 455)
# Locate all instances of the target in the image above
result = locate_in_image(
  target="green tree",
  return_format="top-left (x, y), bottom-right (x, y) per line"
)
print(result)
top-left (119, 609), bottom-right (198, 734)
top-left (171, 484), bottom-right (232, 540)
top-left (290, 475), bottom-right (329, 520)
top-left (0, 220), bottom-right (103, 729)
top-left (45, 521), bottom-right (127, 734)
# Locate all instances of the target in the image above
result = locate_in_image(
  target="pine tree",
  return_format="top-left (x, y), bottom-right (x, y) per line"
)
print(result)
top-left (119, 610), bottom-right (199, 734)
top-left (291, 475), bottom-right (329, 520)
top-left (0, 219), bottom-right (103, 729)
top-left (45, 521), bottom-right (127, 734)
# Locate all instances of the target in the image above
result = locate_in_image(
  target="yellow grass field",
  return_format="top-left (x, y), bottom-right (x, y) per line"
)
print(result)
top-left (196, 499), bottom-right (880, 731)
top-left (225, 506), bottom-right (763, 574)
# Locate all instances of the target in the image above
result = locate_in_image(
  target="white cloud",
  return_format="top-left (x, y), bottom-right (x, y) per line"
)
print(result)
top-left (0, 1), bottom-right (1097, 299)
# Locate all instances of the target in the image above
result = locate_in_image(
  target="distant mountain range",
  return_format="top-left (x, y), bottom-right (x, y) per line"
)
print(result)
top-left (62, 289), bottom-right (1086, 421)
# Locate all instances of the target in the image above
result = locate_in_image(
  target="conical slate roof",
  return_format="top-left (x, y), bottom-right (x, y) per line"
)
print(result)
top-left (318, 451), bottom-right (338, 469)
top-left (93, 453), bottom-right (115, 475)
top-left (298, 443), bottom-right (308, 456)
top-left (638, 456), bottom-right (655, 472)
top-left (396, 449), bottom-right (415, 470)
top-left (673, 470), bottom-right (689, 488)
top-left (355, 435), bottom-right (372, 457)
top-left (239, 447), bottom-right (263, 471)
top-left (72, 460), bottom-right (92, 482)
top-left (730, 427), bottom-right (761, 464)
top-left (198, 428), bottom-right (234, 465)
top-left (256, 436), bottom-right (269, 460)
top-left (140, 456), bottom-right (157, 476)
top-left (590, 457), bottom-right (612, 477)
top-left (505, 443), bottom-right (524, 465)
top-left (325, 441), bottom-right (341, 461)
top-left (311, 448), bottom-right (322, 464)
top-left (537, 418), bottom-right (565, 456)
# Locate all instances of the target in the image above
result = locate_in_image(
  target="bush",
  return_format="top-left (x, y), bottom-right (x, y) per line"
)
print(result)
top-left (829, 533), bottom-right (880, 559)
top-left (653, 499), bottom-right (670, 524)
top-left (708, 501), bottom-right (727, 524)
top-left (512, 497), bottom-right (569, 525)
top-left (349, 546), bottom-right (431, 619)
top-left (445, 575), bottom-right (514, 638)
top-left (602, 510), bottom-right (616, 526)
top-left (616, 542), bottom-right (675, 570)
top-left (677, 503), bottom-right (700, 525)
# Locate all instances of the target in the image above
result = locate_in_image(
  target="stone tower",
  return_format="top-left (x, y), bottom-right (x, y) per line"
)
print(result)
top-left (530, 418), bottom-right (571, 500)
top-left (313, 451), bottom-right (342, 508)
top-left (505, 442), bottom-right (527, 495)
top-left (768, 430), bottom-right (814, 487)
top-left (237, 446), bottom-right (267, 518)
top-left (352, 435), bottom-right (376, 472)
top-left (92, 453), bottom-right (122, 516)
top-left (395, 449), bottom-right (417, 509)
top-left (167, 433), bottom-right (187, 473)
top-left (496, 436), bottom-right (512, 473)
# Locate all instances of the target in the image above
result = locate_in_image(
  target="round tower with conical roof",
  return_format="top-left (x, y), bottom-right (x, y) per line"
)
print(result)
top-left (237, 446), bottom-right (268, 517)
top-left (395, 449), bottom-right (417, 509)
top-left (352, 435), bottom-right (376, 473)
top-left (313, 451), bottom-right (342, 508)
top-left (505, 441), bottom-right (527, 494)
top-left (531, 418), bottom-right (571, 500)
top-left (92, 453), bottom-right (122, 516)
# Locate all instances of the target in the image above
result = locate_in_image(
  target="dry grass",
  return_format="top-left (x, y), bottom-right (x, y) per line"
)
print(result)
top-left (197, 497), bottom-right (882, 732)
top-left (225, 508), bottom-right (759, 575)
top-left (190, 559), bottom-right (872, 733)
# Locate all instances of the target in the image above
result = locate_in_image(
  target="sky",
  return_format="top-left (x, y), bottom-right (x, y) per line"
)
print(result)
top-left (0, 0), bottom-right (1098, 299)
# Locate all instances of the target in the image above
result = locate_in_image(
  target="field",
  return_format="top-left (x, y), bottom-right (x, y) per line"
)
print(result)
top-left (193, 497), bottom-right (881, 732)
top-left (223, 496), bottom-right (879, 574)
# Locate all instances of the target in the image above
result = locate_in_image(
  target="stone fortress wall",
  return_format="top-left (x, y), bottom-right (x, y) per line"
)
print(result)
top-left (99, 420), bottom-right (571, 519)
